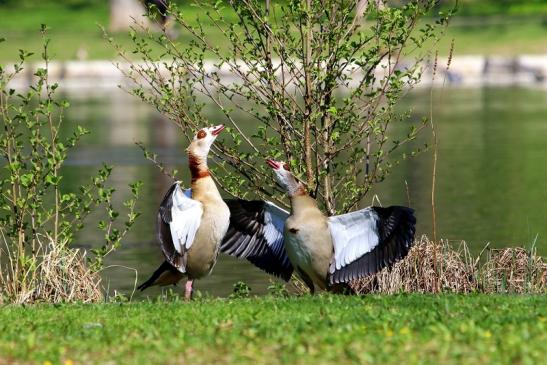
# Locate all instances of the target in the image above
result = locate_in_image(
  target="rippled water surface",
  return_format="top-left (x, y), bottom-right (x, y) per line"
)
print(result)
top-left (59, 87), bottom-right (547, 298)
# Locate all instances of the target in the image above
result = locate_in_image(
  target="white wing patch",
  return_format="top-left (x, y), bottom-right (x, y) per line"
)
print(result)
top-left (169, 186), bottom-right (203, 254)
top-left (328, 208), bottom-right (380, 271)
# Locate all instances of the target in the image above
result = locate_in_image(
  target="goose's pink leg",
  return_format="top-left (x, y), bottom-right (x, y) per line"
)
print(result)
top-left (184, 280), bottom-right (193, 301)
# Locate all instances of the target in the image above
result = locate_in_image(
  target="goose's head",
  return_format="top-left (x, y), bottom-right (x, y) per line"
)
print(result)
top-left (266, 158), bottom-right (306, 196)
top-left (187, 124), bottom-right (225, 159)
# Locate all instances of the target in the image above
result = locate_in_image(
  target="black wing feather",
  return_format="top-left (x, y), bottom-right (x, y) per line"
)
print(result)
top-left (329, 206), bottom-right (416, 284)
top-left (221, 199), bottom-right (293, 281)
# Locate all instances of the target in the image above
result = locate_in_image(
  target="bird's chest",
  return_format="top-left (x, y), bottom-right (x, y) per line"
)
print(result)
top-left (187, 200), bottom-right (230, 277)
top-left (284, 220), bottom-right (326, 266)
top-left (284, 226), bottom-right (314, 269)
top-left (284, 216), bottom-right (333, 284)
top-left (197, 201), bottom-right (230, 249)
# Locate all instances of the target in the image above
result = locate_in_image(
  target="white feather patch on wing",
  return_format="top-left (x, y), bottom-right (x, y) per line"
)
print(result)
top-left (169, 186), bottom-right (203, 254)
top-left (328, 207), bottom-right (380, 271)
top-left (263, 201), bottom-right (290, 256)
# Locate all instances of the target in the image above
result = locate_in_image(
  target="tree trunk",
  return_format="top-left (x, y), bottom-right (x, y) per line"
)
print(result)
top-left (303, 0), bottom-right (315, 189)
top-left (110, 0), bottom-right (150, 32)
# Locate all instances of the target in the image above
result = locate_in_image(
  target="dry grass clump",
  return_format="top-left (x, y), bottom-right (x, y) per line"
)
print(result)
top-left (352, 235), bottom-right (546, 295)
top-left (481, 247), bottom-right (546, 294)
top-left (0, 236), bottom-right (102, 304)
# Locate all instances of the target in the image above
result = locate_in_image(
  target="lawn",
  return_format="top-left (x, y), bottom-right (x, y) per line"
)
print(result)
top-left (0, 295), bottom-right (545, 364)
top-left (0, 2), bottom-right (546, 62)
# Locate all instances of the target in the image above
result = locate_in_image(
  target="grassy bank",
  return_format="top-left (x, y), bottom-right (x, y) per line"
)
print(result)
top-left (0, 295), bottom-right (545, 364)
top-left (0, 2), bottom-right (546, 62)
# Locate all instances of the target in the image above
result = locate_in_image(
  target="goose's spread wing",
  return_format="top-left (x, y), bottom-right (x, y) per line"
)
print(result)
top-left (328, 206), bottom-right (416, 284)
top-left (157, 183), bottom-right (203, 273)
top-left (220, 200), bottom-right (293, 281)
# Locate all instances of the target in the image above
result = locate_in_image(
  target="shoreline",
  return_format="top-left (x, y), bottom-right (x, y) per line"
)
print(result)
top-left (4, 55), bottom-right (547, 91)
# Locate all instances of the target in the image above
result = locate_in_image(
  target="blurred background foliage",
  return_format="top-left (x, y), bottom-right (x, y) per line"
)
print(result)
top-left (0, 1), bottom-right (546, 60)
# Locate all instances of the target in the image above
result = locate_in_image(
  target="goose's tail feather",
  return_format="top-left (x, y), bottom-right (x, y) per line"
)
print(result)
top-left (138, 261), bottom-right (183, 291)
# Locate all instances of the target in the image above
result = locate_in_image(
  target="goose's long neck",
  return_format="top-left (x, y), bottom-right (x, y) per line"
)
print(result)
top-left (288, 183), bottom-right (322, 216)
top-left (290, 193), bottom-right (320, 214)
top-left (189, 152), bottom-right (221, 201)
top-left (189, 152), bottom-right (210, 183)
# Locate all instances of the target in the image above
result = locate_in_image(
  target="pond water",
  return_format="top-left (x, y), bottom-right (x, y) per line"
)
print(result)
top-left (60, 87), bottom-right (547, 298)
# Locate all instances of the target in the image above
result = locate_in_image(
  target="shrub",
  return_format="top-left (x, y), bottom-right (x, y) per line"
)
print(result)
top-left (230, 281), bottom-right (252, 298)
top-left (0, 29), bottom-right (141, 303)
top-left (111, 0), bottom-right (454, 214)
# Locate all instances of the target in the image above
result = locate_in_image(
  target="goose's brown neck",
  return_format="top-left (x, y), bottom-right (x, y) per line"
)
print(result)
top-left (189, 152), bottom-right (210, 184)
top-left (188, 151), bottom-right (224, 203)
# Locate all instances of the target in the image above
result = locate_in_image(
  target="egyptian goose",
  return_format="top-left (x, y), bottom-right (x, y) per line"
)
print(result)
top-left (138, 125), bottom-right (230, 299)
top-left (220, 159), bottom-right (416, 293)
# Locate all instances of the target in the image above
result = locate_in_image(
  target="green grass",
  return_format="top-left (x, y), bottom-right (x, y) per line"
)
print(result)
top-left (0, 295), bottom-right (545, 364)
top-left (0, 2), bottom-right (114, 61)
top-left (0, 2), bottom-right (223, 62)
top-left (0, 2), bottom-right (546, 62)
top-left (447, 0), bottom-right (547, 17)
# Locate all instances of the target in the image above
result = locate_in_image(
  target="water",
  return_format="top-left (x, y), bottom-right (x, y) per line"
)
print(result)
top-left (59, 87), bottom-right (547, 298)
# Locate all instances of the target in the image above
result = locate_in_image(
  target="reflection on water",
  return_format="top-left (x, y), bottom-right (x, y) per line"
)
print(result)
top-left (60, 87), bottom-right (547, 298)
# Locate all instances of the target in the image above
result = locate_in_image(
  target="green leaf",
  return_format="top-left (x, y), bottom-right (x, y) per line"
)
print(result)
top-left (20, 173), bottom-right (34, 188)
top-left (45, 174), bottom-right (61, 186)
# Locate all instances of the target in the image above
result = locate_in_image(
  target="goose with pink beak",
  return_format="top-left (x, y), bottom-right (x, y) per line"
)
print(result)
top-left (138, 125), bottom-right (230, 299)
top-left (219, 158), bottom-right (416, 293)
top-left (139, 125), bottom-right (293, 299)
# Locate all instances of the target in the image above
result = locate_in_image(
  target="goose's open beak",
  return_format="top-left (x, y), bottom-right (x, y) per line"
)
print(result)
top-left (211, 124), bottom-right (225, 136)
top-left (266, 159), bottom-right (281, 170)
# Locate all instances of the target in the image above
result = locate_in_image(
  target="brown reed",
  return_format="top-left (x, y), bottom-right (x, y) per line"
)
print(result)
top-left (351, 235), bottom-right (546, 295)
top-left (0, 235), bottom-right (102, 304)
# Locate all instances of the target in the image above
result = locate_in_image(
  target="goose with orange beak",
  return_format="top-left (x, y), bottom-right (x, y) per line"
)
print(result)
top-left (138, 125), bottom-right (230, 299)
top-left (220, 158), bottom-right (416, 293)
